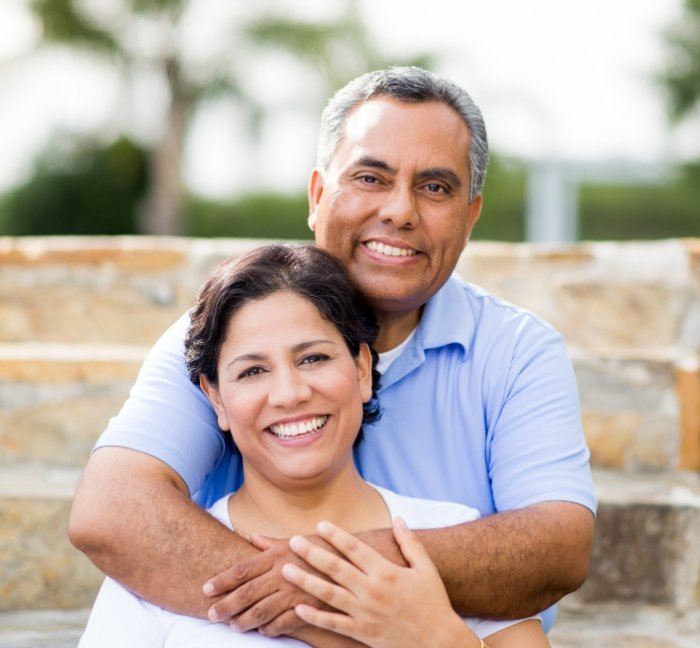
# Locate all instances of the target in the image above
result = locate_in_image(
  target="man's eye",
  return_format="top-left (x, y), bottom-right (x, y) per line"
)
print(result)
top-left (237, 366), bottom-right (265, 380)
top-left (425, 182), bottom-right (448, 194)
top-left (358, 175), bottom-right (379, 185)
top-left (300, 353), bottom-right (329, 365)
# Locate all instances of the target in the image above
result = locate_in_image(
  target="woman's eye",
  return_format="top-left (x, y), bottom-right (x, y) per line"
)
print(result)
top-left (300, 353), bottom-right (329, 365)
top-left (237, 366), bottom-right (265, 380)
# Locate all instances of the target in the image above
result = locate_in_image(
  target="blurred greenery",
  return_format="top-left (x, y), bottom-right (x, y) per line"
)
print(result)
top-left (0, 137), bottom-right (147, 235)
top-left (1, 0), bottom-right (697, 241)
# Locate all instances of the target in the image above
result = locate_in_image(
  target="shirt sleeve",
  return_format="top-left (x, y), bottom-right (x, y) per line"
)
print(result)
top-left (486, 319), bottom-right (597, 514)
top-left (94, 312), bottom-right (225, 497)
top-left (78, 578), bottom-right (164, 647)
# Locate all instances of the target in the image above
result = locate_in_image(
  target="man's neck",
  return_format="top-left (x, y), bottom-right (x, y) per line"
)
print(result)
top-left (375, 307), bottom-right (422, 352)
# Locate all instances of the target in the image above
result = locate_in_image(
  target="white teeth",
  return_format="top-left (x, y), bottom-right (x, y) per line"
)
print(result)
top-left (270, 416), bottom-right (328, 438)
top-left (366, 240), bottom-right (416, 257)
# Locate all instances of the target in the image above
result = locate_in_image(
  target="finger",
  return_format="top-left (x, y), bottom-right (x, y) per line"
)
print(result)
top-left (250, 532), bottom-right (276, 551)
top-left (203, 553), bottom-right (273, 597)
top-left (230, 590), bottom-right (293, 633)
top-left (259, 608), bottom-right (305, 638)
top-left (295, 604), bottom-right (357, 638)
top-left (392, 516), bottom-right (433, 570)
top-left (315, 521), bottom-right (385, 574)
top-left (207, 573), bottom-right (278, 622)
top-left (288, 535), bottom-right (364, 590)
top-left (282, 563), bottom-right (356, 613)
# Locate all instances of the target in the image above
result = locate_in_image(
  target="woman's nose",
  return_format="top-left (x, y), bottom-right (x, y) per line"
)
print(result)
top-left (267, 368), bottom-right (312, 408)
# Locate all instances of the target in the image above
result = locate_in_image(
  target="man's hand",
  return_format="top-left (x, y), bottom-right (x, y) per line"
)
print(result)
top-left (204, 533), bottom-right (326, 636)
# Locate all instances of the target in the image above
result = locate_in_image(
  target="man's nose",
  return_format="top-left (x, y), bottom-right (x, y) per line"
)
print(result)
top-left (267, 368), bottom-right (312, 409)
top-left (378, 184), bottom-right (419, 229)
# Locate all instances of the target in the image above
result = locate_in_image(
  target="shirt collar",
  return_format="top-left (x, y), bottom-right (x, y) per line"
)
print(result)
top-left (415, 273), bottom-right (474, 360)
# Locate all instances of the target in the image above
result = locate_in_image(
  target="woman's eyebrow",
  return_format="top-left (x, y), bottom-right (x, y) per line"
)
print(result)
top-left (291, 339), bottom-right (334, 352)
top-left (226, 340), bottom-right (335, 369)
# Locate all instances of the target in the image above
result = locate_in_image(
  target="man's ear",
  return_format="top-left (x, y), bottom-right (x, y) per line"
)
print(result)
top-left (199, 375), bottom-right (230, 431)
top-left (307, 168), bottom-right (325, 231)
top-left (463, 194), bottom-right (483, 249)
top-left (357, 343), bottom-right (374, 404)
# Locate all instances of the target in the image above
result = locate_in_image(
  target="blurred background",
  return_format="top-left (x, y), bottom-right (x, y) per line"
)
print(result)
top-left (0, 0), bottom-right (698, 242)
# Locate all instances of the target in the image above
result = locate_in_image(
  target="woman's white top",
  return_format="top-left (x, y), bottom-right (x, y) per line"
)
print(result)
top-left (79, 486), bottom-right (538, 647)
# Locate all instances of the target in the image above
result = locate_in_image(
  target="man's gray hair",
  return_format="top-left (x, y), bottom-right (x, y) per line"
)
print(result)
top-left (317, 66), bottom-right (489, 201)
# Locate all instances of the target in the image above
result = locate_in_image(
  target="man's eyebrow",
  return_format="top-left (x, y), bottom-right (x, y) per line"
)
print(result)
top-left (226, 340), bottom-right (335, 369)
top-left (351, 156), bottom-right (397, 173)
top-left (415, 167), bottom-right (463, 191)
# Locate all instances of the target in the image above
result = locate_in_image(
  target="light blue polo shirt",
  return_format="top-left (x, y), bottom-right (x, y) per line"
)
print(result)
top-left (96, 274), bottom-right (596, 631)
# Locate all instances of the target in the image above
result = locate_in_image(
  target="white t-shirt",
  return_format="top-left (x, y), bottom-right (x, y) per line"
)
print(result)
top-left (79, 486), bottom-right (537, 647)
top-left (375, 328), bottom-right (417, 374)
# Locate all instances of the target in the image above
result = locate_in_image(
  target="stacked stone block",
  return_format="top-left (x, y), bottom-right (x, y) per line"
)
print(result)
top-left (1, 237), bottom-right (699, 643)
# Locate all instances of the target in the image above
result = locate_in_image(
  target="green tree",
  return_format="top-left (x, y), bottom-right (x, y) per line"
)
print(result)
top-left (0, 137), bottom-right (147, 235)
top-left (660, 0), bottom-right (700, 120)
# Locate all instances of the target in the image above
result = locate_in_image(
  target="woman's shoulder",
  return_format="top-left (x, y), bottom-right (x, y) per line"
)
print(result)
top-left (370, 485), bottom-right (481, 529)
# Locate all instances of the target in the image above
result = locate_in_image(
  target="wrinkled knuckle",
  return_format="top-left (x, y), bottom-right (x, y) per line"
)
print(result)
top-left (231, 563), bottom-right (249, 581)
top-left (246, 605), bottom-right (269, 626)
top-left (235, 585), bottom-right (253, 607)
top-left (345, 538), bottom-right (359, 553)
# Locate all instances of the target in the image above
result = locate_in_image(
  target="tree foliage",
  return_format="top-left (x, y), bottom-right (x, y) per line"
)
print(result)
top-left (660, 0), bottom-right (700, 120)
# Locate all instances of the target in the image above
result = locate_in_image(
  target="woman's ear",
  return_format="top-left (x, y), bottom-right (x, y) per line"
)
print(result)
top-left (199, 375), bottom-right (230, 431)
top-left (357, 343), bottom-right (374, 404)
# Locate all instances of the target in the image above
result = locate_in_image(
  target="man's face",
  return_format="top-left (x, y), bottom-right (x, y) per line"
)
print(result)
top-left (308, 97), bottom-right (482, 317)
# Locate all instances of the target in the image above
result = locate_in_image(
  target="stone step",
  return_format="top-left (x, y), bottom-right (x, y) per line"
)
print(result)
top-left (0, 343), bottom-right (146, 468)
top-left (2, 237), bottom-right (699, 349)
top-left (550, 599), bottom-right (700, 648)
top-left (0, 464), bottom-right (103, 610)
top-left (0, 236), bottom-right (259, 345)
top-left (576, 469), bottom-right (700, 611)
top-left (572, 348), bottom-right (700, 472)
top-left (0, 609), bottom-right (89, 648)
top-left (1, 341), bottom-right (698, 473)
top-left (1, 464), bottom-right (699, 611)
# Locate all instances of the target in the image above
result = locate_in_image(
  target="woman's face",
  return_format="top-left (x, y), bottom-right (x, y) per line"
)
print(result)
top-left (201, 290), bottom-right (373, 490)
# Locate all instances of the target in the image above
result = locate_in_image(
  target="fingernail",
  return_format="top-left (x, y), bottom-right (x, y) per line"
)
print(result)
top-left (317, 520), bottom-right (331, 534)
top-left (208, 608), bottom-right (219, 622)
top-left (203, 582), bottom-right (215, 595)
top-left (282, 563), bottom-right (297, 578)
top-left (230, 621), bottom-right (241, 632)
top-left (395, 516), bottom-right (407, 530)
top-left (289, 535), bottom-right (304, 551)
top-left (258, 627), bottom-right (266, 636)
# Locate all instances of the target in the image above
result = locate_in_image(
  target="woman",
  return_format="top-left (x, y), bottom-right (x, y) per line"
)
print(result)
top-left (79, 243), bottom-right (547, 647)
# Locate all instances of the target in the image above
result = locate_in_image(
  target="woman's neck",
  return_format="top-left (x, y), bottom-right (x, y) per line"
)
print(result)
top-left (228, 460), bottom-right (389, 539)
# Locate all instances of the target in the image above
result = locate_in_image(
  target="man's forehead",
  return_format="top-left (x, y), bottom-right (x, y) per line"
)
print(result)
top-left (332, 97), bottom-right (471, 177)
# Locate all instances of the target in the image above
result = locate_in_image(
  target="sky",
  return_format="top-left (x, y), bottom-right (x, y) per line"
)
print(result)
top-left (0, 0), bottom-right (695, 198)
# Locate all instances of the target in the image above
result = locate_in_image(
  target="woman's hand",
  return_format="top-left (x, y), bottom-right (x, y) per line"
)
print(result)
top-left (281, 516), bottom-right (481, 648)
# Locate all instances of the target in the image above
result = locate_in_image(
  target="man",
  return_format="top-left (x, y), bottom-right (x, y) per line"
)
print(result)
top-left (69, 67), bottom-right (596, 638)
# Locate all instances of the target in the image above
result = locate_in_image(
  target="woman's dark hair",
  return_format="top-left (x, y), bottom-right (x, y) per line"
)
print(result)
top-left (185, 243), bottom-right (381, 435)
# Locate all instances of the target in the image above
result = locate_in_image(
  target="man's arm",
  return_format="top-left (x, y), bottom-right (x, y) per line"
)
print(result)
top-left (207, 500), bottom-right (592, 635)
top-left (68, 446), bottom-right (257, 617)
top-left (364, 501), bottom-right (593, 619)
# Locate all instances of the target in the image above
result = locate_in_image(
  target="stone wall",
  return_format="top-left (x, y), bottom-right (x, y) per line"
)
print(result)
top-left (0, 236), bottom-right (699, 613)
